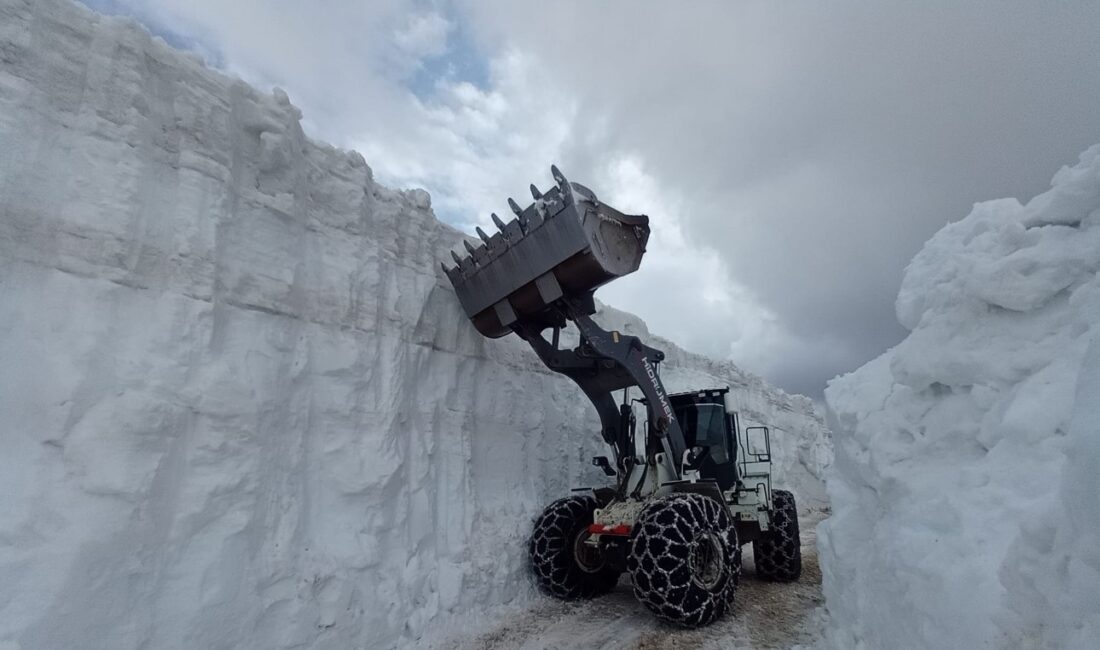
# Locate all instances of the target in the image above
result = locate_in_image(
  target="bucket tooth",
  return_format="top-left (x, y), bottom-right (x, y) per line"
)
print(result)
top-left (508, 197), bottom-right (523, 216)
top-left (463, 239), bottom-right (477, 259)
top-left (551, 165), bottom-right (567, 189)
top-left (450, 249), bottom-right (463, 266)
top-left (530, 184), bottom-right (542, 200)
top-left (476, 226), bottom-right (491, 243)
top-left (491, 213), bottom-right (517, 246)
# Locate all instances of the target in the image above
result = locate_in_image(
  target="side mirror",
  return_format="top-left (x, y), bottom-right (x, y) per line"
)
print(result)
top-left (592, 456), bottom-right (616, 476)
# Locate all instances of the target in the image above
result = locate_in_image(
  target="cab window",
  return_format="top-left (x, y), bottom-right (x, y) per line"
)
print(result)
top-left (675, 403), bottom-right (731, 463)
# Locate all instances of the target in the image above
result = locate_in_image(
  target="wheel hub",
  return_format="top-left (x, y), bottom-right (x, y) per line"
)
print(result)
top-left (573, 529), bottom-right (606, 574)
top-left (689, 532), bottom-right (725, 590)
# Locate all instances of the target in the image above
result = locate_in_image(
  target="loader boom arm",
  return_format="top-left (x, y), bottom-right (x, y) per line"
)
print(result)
top-left (442, 166), bottom-right (688, 478)
top-left (514, 295), bottom-right (688, 475)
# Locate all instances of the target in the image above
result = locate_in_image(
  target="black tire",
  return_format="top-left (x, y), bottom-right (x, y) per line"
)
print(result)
top-left (529, 495), bottom-right (621, 599)
top-left (627, 493), bottom-right (740, 628)
top-left (753, 489), bottom-right (802, 581)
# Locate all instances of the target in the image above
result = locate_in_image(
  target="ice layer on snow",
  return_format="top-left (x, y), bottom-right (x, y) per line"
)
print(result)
top-left (820, 143), bottom-right (1100, 648)
top-left (0, 1), bottom-right (831, 648)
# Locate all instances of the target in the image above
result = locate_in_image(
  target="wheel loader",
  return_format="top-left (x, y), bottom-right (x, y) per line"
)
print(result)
top-left (441, 167), bottom-right (801, 628)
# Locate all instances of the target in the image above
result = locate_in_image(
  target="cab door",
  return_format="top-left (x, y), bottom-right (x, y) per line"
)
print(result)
top-left (677, 403), bottom-right (738, 491)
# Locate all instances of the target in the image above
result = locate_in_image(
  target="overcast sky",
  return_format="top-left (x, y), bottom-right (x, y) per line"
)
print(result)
top-left (83, 0), bottom-right (1100, 397)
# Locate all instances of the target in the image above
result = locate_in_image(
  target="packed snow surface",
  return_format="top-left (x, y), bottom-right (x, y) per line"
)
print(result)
top-left (821, 144), bottom-right (1100, 648)
top-left (447, 512), bottom-right (828, 650)
top-left (0, 1), bottom-right (831, 648)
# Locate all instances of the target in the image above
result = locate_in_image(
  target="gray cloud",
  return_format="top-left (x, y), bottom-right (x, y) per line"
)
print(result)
top-left (462, 0), bottom-right (1100, 395)
top-left (87, 0), bottom-right (1100, 397)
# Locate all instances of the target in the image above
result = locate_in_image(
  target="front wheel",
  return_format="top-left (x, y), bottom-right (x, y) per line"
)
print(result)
top-left (627, 493), bottom-right (740, 627)
top-left (753, 489), bottom-right (802, 581)
top-left (529, 495), bottom-right (621, 599)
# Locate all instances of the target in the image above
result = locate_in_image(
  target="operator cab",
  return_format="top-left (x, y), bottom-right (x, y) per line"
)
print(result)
top-left (670, 389), bottom-right (738, 491)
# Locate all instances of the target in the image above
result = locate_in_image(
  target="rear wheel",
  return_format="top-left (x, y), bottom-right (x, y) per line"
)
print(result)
top-left (529, 495), bottom-right (620, 599)
top-left (627, 493), bottom-right (740, 627)
top-left (753, 489), bottom-right (802, 581)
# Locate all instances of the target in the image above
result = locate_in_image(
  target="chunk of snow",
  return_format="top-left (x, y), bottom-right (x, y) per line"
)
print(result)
top-left (821, 143), bottom-right (1100, 648)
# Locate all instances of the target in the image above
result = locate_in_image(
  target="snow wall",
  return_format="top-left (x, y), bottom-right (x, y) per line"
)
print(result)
top-left (821, 144), bottom-right (1100, 648)
top-left (0, 1), bottom-right (831, 648)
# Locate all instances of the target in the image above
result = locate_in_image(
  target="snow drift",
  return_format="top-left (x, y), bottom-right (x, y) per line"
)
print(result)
top-left (0, 1), bottom-right (830, 648)
top-left (820, 144), bottom-right (1100, 647)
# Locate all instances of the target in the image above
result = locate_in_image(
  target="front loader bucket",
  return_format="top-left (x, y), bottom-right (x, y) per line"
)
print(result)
top-left (443, 166), bottom-right (650, 338)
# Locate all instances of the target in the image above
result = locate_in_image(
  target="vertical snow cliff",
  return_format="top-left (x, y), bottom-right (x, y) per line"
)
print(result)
top-left (0, 1), bottom-right (830, 648)
top-left (821, 145), bottom-right (1100, 648)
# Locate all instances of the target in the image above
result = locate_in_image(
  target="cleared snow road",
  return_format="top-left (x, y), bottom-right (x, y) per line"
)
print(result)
top-left (447, 513), bottom-right (827, 650)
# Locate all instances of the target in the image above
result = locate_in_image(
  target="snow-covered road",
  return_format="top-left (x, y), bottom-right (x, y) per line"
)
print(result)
top-left (445, 513), bottom-right (827, 650)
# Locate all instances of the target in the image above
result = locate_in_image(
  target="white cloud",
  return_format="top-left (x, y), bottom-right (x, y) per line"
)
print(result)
top-left (355, 49), bottom-right (580, 231)
top-left (393, 12), bottom-right (452, 61)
